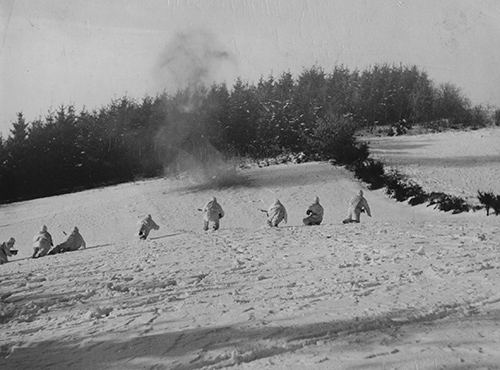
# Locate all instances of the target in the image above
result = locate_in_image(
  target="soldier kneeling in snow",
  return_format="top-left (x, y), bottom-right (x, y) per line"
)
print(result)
top-left (0, 238), bottom-right (17, 265)
top-left (32, 225), bottom-right (54, 258)
top-left (343, 190), bottom-right (371, 224)
top-left (303, 196), bottom-right (324, 226)
top-left (202, 197), bottom-right (224, 231)
top-left (48, 226), bottom-right (86, 255)
top-left (138, 214), bottom-right (160, 240)
top-left (265, 199), bottom-right (288, 227)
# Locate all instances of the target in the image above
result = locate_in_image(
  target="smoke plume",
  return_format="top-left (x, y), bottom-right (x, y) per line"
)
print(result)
top-left (155, 30), bottom-right (242, 188)
top-left (158, 30), bottom-right (233, 94)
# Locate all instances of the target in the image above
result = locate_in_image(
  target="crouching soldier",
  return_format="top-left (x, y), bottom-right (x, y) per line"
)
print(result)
top-left (343, 190), bottom-right (371, 224)
top-left (0, 237), bottom-right (17, 264)
top-left (48, 227), bottom-right (86, 255)
top-left (203, 197), bottom-right (224, 231)
top-left (303, 196), bottom-right (324, 226)
top-left (138, 214), bottom-right (160, 240)
top-left (266, 199), bottom-right (288, 227)
top-left (33, 225), bottom-right (54, 258)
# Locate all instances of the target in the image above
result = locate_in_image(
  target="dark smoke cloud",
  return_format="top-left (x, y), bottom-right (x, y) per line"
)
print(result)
top-left (154, 30), bottom-right (242, 188)
top-left (158, 29), bottom-right (234, 94)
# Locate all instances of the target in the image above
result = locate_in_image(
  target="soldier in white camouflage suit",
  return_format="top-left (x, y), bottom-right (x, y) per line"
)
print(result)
top-left (48, 226), bottom-right (86, 254)
top-left (0, 237), bottom-right (17, 264)
top-left (203, 197), bottom-right (224, 231)
top-left (32, 225), bottom-right (54, 258)
top-left (138, 214), bottom-right (160, 240)
top-left (266, 199), bottom-right (288, 227)
top-left (343, 190), bottom-right (371, 224)
top-left (303, 196), bottom-right (324, 226)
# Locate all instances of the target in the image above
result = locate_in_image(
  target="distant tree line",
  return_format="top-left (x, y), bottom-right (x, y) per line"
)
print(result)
top-left (0, 64), bottom-right (497, 203)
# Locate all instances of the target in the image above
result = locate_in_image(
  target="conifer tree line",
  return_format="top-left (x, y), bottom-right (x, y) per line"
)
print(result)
top-left (0, 64), bottom-right (496, 203)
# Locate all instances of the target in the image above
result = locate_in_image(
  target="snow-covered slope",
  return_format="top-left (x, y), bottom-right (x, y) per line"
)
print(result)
top-left (367, 127), bottom-right (500, 201)
top-left (1, 162), bottom-right (499, 369)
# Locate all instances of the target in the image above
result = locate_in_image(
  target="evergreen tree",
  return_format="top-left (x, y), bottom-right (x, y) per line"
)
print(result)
top-left (0, 64), bottom-right (491, 203)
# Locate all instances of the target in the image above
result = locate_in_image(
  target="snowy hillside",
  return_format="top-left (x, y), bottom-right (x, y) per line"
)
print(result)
top-left (367, 127), bottom-right (500, 202)
top-left (1, 162), bottom-right (499, 369)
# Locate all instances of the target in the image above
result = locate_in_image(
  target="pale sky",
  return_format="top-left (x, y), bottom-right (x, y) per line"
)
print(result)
top-left (1, 0), bottom-right (500, 135)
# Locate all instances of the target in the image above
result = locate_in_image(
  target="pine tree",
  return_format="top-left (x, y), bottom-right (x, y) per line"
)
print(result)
top-left (9, 113), bottom-right (29, 145)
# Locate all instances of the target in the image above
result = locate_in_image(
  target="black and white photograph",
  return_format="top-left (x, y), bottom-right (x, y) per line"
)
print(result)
top-left (1, 1), bottom-right (500, 368)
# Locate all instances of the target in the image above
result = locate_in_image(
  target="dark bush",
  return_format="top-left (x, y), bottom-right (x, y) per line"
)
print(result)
top-left (385, 173), bottom-right (427, 203)
top-left (427, 192), bottom-right (447, 206)
top-left (495, 109), bottom-right (500, 126)
top-left (427, 192), bottom-right (470, 214)
top-left (478, 191), bottom-right (500, 216)
top-left (465, 105), bottom-right (491, 128)
top-left (309, 114), bottom-right (369, 165)
top-left (407, 190), bottom-right (429, 206)
top-left (421, 119), bottom-right (451, 133)
top-left (403, 182), bottom-right (427, 204)
top-left (493, 196), bottom-right (500, 215)
top-left (390, 120), bottom-right (409, 136)
top-left (384, 171), bottom-right (412, 202)
top-left (353, 159), bottom-right (386, 190)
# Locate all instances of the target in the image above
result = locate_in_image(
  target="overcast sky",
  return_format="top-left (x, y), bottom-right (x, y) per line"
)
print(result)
top-left (1, 0), bottom-right (500, 135)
